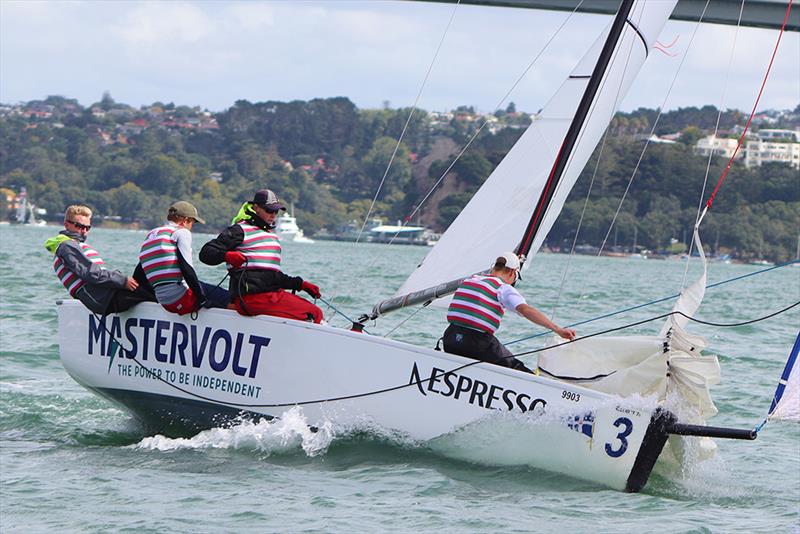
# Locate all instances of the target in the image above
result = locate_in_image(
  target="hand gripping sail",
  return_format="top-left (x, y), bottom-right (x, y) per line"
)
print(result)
top-left (371, 0), bottom-right (678, 318)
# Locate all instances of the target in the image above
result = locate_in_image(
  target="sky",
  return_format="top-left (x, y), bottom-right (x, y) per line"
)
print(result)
top-left (1, 1), bottom-right (798, 115)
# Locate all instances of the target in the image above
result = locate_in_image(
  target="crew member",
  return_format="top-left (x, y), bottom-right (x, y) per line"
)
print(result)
top-left (138, 201), bottom-right (229, 315)
top-left (44, 205), bottom-right (155, 314)
top-left (442, 252), bottom-right (576, 373)
top-left (199, 189), bottom-right (323, 323)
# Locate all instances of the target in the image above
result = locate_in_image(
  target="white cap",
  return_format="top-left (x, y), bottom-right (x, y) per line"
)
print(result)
top-left (494, 252), bottom-right (521, 270)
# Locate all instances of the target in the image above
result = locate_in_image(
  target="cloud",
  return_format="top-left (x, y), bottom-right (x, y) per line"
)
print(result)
top-left (228, 3), bottom-right (275, 31)
top-left (0, 1), bottom-right (796, 113)
top-left (115, 2), bottom-right (214, 46)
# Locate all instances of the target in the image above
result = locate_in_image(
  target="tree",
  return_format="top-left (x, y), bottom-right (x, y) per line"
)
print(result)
top-left (100, 91), bottom-right (116, 111)
top-left (109, 182), bottom-right (146, 218)
top-left (680, 126), bottom-right (702, 146)
top-left (136, 155), bottom-right (192, 197)
top-left (361, 137), bottom-right (412, 202)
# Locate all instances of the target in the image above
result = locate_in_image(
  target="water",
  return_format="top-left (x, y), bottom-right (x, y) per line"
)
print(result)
top-left (1, 225), bottom-right (798, 532)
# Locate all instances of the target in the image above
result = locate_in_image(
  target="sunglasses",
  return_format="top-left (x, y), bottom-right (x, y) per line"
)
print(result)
top-left (68, 220), bottom-right (92, 231)
top-left (256, 204), bottom-right (281, 214)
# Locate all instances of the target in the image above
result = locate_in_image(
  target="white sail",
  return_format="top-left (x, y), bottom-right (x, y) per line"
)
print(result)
top-left (768, 333), bottom-right (800, 422)
top-left (659, 227), bottom-right (708, 337)
top-left (396, 0), bottom-right (677, 298)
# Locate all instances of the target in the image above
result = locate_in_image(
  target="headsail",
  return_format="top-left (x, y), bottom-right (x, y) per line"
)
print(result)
top-left (767, 332), bottom-right (800, 422)
top-left (390, 0), bottom-right (677, 307)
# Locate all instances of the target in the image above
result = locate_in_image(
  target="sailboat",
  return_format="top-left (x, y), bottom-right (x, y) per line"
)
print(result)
top-left (56, 0), bottom-right (797, 492)
top-left (15, 187), bottom-right (47, 226)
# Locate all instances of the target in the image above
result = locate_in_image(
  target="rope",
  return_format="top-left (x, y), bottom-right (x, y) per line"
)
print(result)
top-left (318, 296), bottom-right (373, 334)
top-left (511, 301), bottom-right (800, 358)
top-left (355, 0), bottom-right (462, 245)
top-left (704, 0), bottom-right (794, 211)
top-left (549, 3), bottom-right (643, 323)
top-left (681, 0), bottom-right (745, 290)
top-left (504, 259), bottom-right (799, 346)
top-left (95, 297), bottom-right (799, 410)
top-left (587, 0), bottom-right (711, 276)
top-left (384, 301), bottom-right (428, 338)
top-left (362, 0), bottom-right (588, 254)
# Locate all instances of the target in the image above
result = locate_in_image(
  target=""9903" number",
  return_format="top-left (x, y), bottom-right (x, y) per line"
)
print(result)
top-left (562, 390), bottom-right (581, 402)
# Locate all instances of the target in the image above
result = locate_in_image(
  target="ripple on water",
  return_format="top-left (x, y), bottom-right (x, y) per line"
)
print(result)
top-left (1, 227), bottom-right (798, 531)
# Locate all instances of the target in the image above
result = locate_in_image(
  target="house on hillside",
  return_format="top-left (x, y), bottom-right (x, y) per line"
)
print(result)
top-left (695, 135), bottom-right (742, 159)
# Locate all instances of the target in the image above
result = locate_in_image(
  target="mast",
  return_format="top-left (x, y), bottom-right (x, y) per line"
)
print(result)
top-left (369, 0), bottom-right (642, 320)
top-left (515, 0), bottom-right (635, 260)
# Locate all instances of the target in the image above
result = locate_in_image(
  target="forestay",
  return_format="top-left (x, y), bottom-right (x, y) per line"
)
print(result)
top-left (396, 0), bottom-right (677, 299)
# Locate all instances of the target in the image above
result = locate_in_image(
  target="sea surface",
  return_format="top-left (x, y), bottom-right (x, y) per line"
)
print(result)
top-left (1, 224), bottom-right (798, 533)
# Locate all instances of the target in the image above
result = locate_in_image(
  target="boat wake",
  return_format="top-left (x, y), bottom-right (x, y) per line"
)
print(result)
top-left (130, 394), bottom-right (672, 465)
top-left (132, 407), bottom-right (336, 457)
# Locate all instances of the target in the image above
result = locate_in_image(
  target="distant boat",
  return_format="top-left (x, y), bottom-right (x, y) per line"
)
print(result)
top-left (275, 206), bottom-right (314, 244)
top-left (370, 223), bottom-right (437, 246)
top-left (14, 187), bottom-right (46, 226)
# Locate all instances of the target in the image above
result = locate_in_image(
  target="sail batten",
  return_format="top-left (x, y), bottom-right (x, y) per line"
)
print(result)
top-left (374, 0), bottom-right (678, 317)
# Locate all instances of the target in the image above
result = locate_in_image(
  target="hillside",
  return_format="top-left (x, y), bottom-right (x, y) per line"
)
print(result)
top-left (1, 95), bottom-right (798, 261)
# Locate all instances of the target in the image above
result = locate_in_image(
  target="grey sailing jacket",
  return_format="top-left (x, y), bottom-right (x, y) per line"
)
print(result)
top-left (55, 238), bottom-right (128, 314)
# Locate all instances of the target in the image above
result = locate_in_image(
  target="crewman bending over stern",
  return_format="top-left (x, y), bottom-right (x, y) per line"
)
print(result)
top-left (442, 252), bottom-right (576, 373)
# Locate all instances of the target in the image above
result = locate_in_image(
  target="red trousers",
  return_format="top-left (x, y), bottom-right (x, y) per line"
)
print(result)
top-left (233, 291), bottom-right (323, 324)
top-left (163, 288), bottom-right (199, 316)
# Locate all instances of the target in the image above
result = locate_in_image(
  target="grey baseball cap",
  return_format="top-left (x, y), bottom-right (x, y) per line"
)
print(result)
top-left (169, 201), bottom-right (205, 224)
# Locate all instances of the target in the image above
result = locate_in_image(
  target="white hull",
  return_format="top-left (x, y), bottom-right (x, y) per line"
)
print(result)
top-left (57, 300), bottom-right (673, 491)
top-left (276, 214), bottom-right (315, 243)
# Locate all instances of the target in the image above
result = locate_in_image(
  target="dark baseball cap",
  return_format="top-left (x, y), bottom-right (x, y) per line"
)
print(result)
top-left (252, 189), bottom-right (286, 211)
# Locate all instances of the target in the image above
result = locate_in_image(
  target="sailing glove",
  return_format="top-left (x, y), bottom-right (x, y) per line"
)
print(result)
top-left (224, 251), bottom-right (247, 269)
top-left (301, 280), bottom-right (321, 299)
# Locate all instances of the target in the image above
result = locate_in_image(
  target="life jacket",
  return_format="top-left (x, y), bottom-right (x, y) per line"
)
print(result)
top-left (446, 275), bottom-right (505, 334)
top-left (233, 222), bottom-right (281, 271)
top-left (139, 225), bottom-right (182, 287)
top-left (49, 237), bottom-right (106, 297)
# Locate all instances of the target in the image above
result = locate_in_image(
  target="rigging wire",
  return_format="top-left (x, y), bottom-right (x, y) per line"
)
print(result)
top-left (504, 258), bottom-right (799, 347)
top-left (575, 0), bottom-right (712, 299)
top-left (362, 0), bottom-right (588, 255)
top-left (549, 4), bottom-right (645, 324)
top-left (384, 301), bottom-right (428, 338)
top-left (513, 300), bottom-right (800, 358)
top-left (360, 0), bottom-right (589, 335)
top-left (354, 0), bottom-right (462, 246)
top-left (702, 0), bottom-right (795, 214)
top-left (680, 0), bottom-right (745, 290)
top-left (323, 1), bottom-right (462, 321)
top-left (96, 298), bottom-right (799, 409)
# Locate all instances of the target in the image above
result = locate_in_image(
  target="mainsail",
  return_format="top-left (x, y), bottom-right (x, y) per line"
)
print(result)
top-left (375, 0), bottom-right (677, 317)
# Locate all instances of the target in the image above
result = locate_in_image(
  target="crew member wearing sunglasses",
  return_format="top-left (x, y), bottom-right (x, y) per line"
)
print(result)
top-left (199, 189), bottom-right (324, 323)
top-left (44, 205), bottom-right (155, 315)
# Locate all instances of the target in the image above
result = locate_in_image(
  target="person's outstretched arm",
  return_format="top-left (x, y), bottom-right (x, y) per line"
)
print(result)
top-left (516, 303), bottom-right (576, 340)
